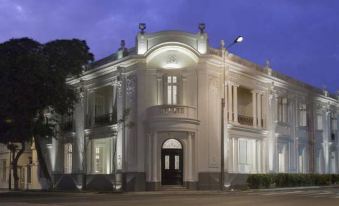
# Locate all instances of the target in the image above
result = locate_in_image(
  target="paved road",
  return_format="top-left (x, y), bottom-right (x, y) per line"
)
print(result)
top-left (1, 188), bottom-right (339, 206)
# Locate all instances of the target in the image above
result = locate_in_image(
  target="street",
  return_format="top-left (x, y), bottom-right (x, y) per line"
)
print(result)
top-left (1, 188), bottom-right (339, 206)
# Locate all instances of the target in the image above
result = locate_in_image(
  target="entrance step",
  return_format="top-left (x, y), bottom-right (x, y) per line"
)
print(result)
top-left (160, 185), bottom-right (188, 191)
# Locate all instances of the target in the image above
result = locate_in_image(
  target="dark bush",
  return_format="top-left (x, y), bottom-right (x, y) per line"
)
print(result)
top-left (247, 173), bottom-right (339, 189)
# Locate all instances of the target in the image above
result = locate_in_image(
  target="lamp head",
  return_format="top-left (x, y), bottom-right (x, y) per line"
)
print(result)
top-left (234, 36), bottom-right (244, 43)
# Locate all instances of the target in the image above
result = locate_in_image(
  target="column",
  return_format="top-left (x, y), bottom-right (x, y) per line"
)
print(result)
top-left (252, 91), bottom-right (257, 127)
top-left (233, 85), bottom-right (238, 123)
top-left (182, 77), bottom-right (187, 105)
top-left (89, 90), bottom-right (96, 127)
top-left (188, 132), bottom-right (193, 182)
top-left (157, 76), bottom-right (162, 105)
top-left (228, 83), bottom-right (233, 121)
top-left (257, 93), bottom-right (262, 128)
top-left (152, 132), bottom-right (158, 182)
top-left (233, 138), bottom-right (238, 173)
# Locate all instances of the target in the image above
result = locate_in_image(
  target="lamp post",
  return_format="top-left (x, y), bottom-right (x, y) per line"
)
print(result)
top-left (220, 35), bottom-right (243, 190)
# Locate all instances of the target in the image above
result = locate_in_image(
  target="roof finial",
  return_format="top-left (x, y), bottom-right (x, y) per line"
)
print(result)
top-left (265, 59), bottom-right (271, 68)
top-left (199, 23), bottom-right (206, 33)
top-left (120, 40), bottom-right (125, 49)
top-left (139, 23), bottom-right (146, 34)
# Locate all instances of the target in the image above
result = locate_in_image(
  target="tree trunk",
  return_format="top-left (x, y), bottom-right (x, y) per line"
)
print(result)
top-left (34, 136), bottom-right (52, 189)
top-left (12, 142), bottom-right (25, 190)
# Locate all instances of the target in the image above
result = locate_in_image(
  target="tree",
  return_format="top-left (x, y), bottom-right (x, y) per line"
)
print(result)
top-left (0, 38), bottom-right (93, 190)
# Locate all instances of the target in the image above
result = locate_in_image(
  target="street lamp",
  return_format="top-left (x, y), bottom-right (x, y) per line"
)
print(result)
top-left (220, 35), bottom-right (244, 190)
top-left (226, 35), bottom-right (244, 49)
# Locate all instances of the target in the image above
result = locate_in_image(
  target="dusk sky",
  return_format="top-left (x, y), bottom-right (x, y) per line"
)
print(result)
top-left (1, 0), bottom-right (338, 93)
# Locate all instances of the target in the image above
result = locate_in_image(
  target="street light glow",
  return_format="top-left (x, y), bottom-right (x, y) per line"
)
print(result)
top-left (235, 35), bottom-right (244, 43)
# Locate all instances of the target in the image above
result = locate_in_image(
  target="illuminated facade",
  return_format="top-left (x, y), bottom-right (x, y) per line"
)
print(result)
top-left (11, 24), bottom-right (338, 191)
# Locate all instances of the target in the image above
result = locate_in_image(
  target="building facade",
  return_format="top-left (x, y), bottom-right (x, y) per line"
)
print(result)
top-left (2, 24), bottom-right (338, 191)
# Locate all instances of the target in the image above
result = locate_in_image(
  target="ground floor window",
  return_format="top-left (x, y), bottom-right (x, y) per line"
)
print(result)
top-left (0, 159), bottom-right (6, 182)
top-left (64, 143), bottom-right (72, 174)
top-left (238, 138), bottom-right (259, 173)
top-left (298, 146), bottom-right (307, 173)
top-left (89, 137), bottom-right (113, 174)
top-left (277, 142), bottom-right (289, 173)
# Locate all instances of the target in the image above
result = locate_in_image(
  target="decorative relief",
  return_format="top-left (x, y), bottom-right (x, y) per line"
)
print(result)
top-left (167, 55), bottom-right (178, 65)
top-left (126, 74), bottom-right (136, 98)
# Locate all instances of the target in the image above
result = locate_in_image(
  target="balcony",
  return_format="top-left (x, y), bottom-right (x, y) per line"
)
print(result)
top-left (86, 112), bottom-right (117, 128)
top-left (61, 120), bottom-right (74, 132)
top-left (229, 113), bottom-right (264, 128)
top-left (238, 114), bottom-right (253, 126)
top-left (147, 105), bottom-right (197, 121)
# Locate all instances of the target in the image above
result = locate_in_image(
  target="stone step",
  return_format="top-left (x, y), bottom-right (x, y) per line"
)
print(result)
top-left (160, 185), bottom-right (188, 191)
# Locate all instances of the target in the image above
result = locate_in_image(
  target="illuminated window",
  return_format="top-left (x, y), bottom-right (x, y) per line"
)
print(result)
top-left (90, 138), bottom-right (112, 174)
top-left (166, 75), bottom-right (178, 105)
top-left (95, 146), bottom-right (104, 173)
top-left (64, 143), bottom-right (72, 174)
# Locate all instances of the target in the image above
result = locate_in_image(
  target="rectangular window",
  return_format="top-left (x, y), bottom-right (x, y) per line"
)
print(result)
top-left (64, 143), bottom-right (72, 174)
top-left (0, 160), bottom-right (6, 181)
top-left (165, 155), bottom-right (170, 170)
top-left (95, 146), bottom-right (104, 173)
top-left (90, 138), bottom-right (112, 174)
top-left (175, 155), bottom-right (179, 170)
top-left (239, 140), bottom-right (247, 164)
top-left (166, 75), bottom-right (178, 105)
top-left (331, 113), bottom-right (337, 131)
top-left (95, 94), bottom-right (105, 117)
top-left (317, 114), bottom-right (323, 130)
top-left (299, 104), bottom-right (307, 126)
top-left (277, 97), bottom-right (288, 123)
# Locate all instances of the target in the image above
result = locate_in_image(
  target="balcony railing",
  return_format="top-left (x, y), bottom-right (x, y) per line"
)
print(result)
top-left (85, 113), bottom-right (117, 128)
top-left (147, 105), bottom-right (197, 120)
top-left (61, 120), bottom-right (73, 132)
top-left (238, 115), bottom-right (253, 126)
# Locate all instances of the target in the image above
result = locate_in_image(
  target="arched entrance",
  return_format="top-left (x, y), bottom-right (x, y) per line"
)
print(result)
top-left (161, 139), bottom-right (183, 185)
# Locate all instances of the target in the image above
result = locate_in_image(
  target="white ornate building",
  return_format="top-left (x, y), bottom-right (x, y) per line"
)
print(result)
top-left (1, 24), bottom-right (338, 191)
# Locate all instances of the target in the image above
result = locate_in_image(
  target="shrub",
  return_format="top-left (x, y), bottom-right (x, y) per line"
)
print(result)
top-left (247, 173), bottom-right (339, 189)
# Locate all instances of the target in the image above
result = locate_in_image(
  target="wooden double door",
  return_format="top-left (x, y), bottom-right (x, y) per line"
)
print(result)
top-left (161, 148), bottom-right (183, 185)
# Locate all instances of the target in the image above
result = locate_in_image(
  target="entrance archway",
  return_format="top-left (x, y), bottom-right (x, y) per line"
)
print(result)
top-left (161, 139), bottom-right (183, 185)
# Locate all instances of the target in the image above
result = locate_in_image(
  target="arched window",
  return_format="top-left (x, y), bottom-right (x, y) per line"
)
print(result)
top-left (162, 139), bottom-right (182, 149)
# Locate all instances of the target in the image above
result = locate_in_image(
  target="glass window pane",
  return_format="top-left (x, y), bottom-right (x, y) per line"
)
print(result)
top-left (173, 76), bottom-right (177, 83)
top-left (175, 155), bottom-right (180, 170)
top-left (167, 85), bottom-right (172, 104)
top-left (95, 146), bottom-right (104, 173)
top-left (167, 76), bottom-right (172, 83)
top-left (165, 155), bottom-right (170, 170)
top-left (239, 140), bottom-right (247, 164)
top-left (173, 86), bottom-right (177, 104)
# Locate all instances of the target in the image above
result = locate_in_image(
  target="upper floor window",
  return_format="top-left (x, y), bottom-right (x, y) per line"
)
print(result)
top-left (277, 97), bottom-right (288, 123)
top-left (166, 75), bottom-right (179, 105)
top-left (331, 113), bottom-right (337, 131)
top-left (299, 103), bottom-right (307, 127)
top-left (95, 94), bottom-right (105, 116)
top-left (316, 114), bottom-right (323, 130)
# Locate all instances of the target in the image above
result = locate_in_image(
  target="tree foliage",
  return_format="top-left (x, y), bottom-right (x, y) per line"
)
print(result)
top-left (0, 37), bottom-right (93, 189)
